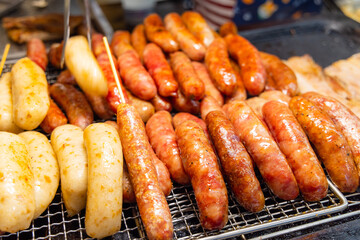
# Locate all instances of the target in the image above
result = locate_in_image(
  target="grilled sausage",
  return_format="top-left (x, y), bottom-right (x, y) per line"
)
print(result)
top-left (289, 96), bottom-right (359, 193)
top-left (205, 38), bottom-right (237, 96)
top-left (131, 24), bottom-right (147, 62)
top-left (118, 50), bottom-right (157, 101)
top-left (146, 111), bottom-right (190, 185)
top-left (225, 34), bottom-right (266, 96)
top-left (65, 36), bottom-right (108, 96)
top-left (143, 43), bottom-right (178, 97)
top-left (126, 90), bottom-right (155, 123)
top-left (0, 132), bottom-right (34, 233)
top-left (85, 93), bottom-right (114, 120)
top-left (170, 90), bottom-right (200, 115)
top-left (151, 94), bottom-right (172, 112)
top-left (144, 13), bottom-right (179, 53)
top-left (117, 103), bottom-right (173, 240)
top-left (173, 112), bottom-right (210, 141)
top-left (11, 57), bottom-right (50, 130)
top-left (48, 42), bottom-right (63, 69)
top-left (19, 131), bottom-right (60, 218)
top-left (84, 123), bottom-right (123, 239)
top-left (303, 92), bottom-right (360, 179)
top-left (0, 73), bottom-right (23, 133)
top-left (170, 51), bottom-right (205, 100)
top-left (245, 97), bottom-right (268, 120)
top-left (259, 90), bottom-right (291, 106)
top-left (200, 95), bottom-right (224, 121)
top-left (91, 32), bottom-right (106, 57)
top-left (263, 101), bottom-right (328, 201)
top-left (223, 100), bottom-right (299, 200)
top-left (57, 69), bottom-right (77, 85)
top-left (192, 61), bottom-right (224, 106)
top-left (164, 13), bottom-right (206, 61)
top-left (111, 30), bottom-right (137, 58)
top-left (260, 52), bottom-right (298, 97)
top-left (219, 21), bottom-right (237, 37)
top-left (27, 38), bottom-right (48, 70)
top-left (40, 98), bottom-right (68, 134)
top-left (50, 83), bottom-right (93, 130)
top-left (206, 110), bottom-right (264, 212)
top-left (175, 120), bottom-right (228, 230)
top-left (181, 11), bottom-right (214, 47)
top-left (225, 59), bottom-right (247, 103)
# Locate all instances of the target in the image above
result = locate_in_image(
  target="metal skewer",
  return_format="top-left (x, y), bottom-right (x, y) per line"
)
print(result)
top-left (84, 0), bottom-right (92, 49)
top-left (60, 0), bottom-right (71, 69)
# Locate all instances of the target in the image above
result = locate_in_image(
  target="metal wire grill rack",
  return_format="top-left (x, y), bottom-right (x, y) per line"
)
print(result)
top-left (0, 63), bottom-right (352, 240)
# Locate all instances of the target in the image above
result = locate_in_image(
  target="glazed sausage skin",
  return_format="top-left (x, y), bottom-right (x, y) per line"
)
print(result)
top-left (175, 120), bottom-right (228, 230)
top-left (181, 11), bottom-right (214, 47)
top-left (200, 95), bottom-right (224, 121)
top-left (263, 101), bottom-right (328, 201)
top-left (226, 60), bottom-right (247, 103)
top-left (173, 112), bottom-right (210, 141)
top-left (131, 24), bottom-right (147, 61)
top-left (259, 90), bottom-right (291, 106)
top-left (146, 111), bottom-right (190, 185)
top-left (144, 13), bottom-right (179, 53)
top-left (118, 50), bottom-right (157, 101)
top-left (126, 90), bottom-right (155, 123)
top-left (48, 42), bottom-right (63, 69)
top-left (170, 51), bottom-right (205, 100)
top-left (303, 92), bottom-right (360, 179)
top-left (260, 52), bottom-right (298, 97)
top-left (111, 30), bottom-right (136, 58)
top-left (117, 104), bottom-right (173, 240)
top-left (219, 21), bottom-right (237, 37)
top-left (289, 96), bottom-right (359, 193)
top-left (164, 13), bottom-right (206, 61)
top-left (27, 38), bottom-right (48, 70)
top-left (206, 110), bottom-right (264, 212)
top-left (85, 93), bottom-right (114, 120)
top-left (57, 69), bottom-right (77, 85)
top-left (192, 61), bottom-right (224, 106)
top-left (143, 43), bottom-right (178, 97)
top-left (50, 83), bottom-right (93, 130)
top-left (40, 98), bottom-right (68, 134)
top-left (151, 94), bottom-right (172, 112)
top-left (223, 100), bottom-right (299, 200)
top-left (205, 38), bottom-right (237, 96)
top-left (225, 34), bottom-right (266, 96)
top-left (91, 33), bottom-right (107, 57)
top-left (170, 90), bottom-right (200, 115)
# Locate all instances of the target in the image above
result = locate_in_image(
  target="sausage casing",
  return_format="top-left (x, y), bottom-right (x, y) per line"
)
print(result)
top-left (263, 101), bottom-right (328, 201)
top-left (219, 21), bottom-right (237, 37)
top-left (200, 95), bottom-right (224, 121)
top-left (84, 123), bottom-right (123, 239)
top-left (206, 111), bottom-right (264, 212)
top-left (175, 120), bottom-right (228, 230)
top-left (40, 98), bottom-right (68, 134)
top-left (223, 100), bottom-right (299, 200)
top-left (131, 24), bottom-right (147, 62)
top-left (0, 132), bottom-right (34, 233)
top-left (19, 131), bottom-right (60, 218)
top-left (170, 90), bottom-right (200, 115)
top-left (117, 103), bottom-right (173, 240)
top-left (51, 124), bottom-right (88, 216)
top-left (289, 96), bottom-right (359, 193)
top-left (181, 11), bottom-right (214, 47)
top-left (27, 38), bottom-right (48, 70)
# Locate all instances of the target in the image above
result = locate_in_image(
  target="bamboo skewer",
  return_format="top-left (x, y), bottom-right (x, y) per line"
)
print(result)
top-left (0, 44), bottom-right (10, 76)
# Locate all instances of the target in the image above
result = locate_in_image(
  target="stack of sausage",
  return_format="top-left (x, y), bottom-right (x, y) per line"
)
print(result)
top-left (1, 10), bottom-right (360, 240)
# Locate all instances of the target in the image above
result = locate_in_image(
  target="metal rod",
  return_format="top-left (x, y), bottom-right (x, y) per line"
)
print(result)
top-left (60, 0), bottom-right (71, 69)
top-left (84, 0), bottom-right (92, 49)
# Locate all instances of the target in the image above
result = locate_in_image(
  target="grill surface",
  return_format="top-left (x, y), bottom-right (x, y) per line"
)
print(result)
top-left (1, 13), bottom-right (360, 240)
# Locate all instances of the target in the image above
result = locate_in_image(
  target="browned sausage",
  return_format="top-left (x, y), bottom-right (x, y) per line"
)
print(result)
top-left (263, 101), bottom-right (328, 201)
top-left (170, 51), bottom-right (205, 100)
top-left (219, 21), bottom-right (237, 37)
top-left (91, 32), bottom-right (106, 57)
top-left (206, 110), bottom-right (264, 212)
top-left (289, 96), bottom-right (359, 193)
top-left (264, 73), bottom-right (277, 91)
top-left (151, 94), bottom-right (172, 112)
top-left (57, 69), bottom-right (77, 85)
top-left (118, 50), bottom-right (157, 100)
top-left (205, 38), bottom-right (237, 96)
top-left (126, 90), bottom-right (155, 123)
top-left (200, 95), bottom-right (224, 121)
top-left (48, 42), bottom-right (63, 69)
top-left (175, 120), bottom-right (228, 230)
top-left (225, 34), bottom-right (266, 96)
top-left (245, 97), bottom-right (268, 121)
top-left (226, 60), bottom-right (247, 103)
top-left (144, 13), bottom-right (179, 53)
top-left (117, 103), bottom-right (173, 240)
top-left (192, 61), bottom-right (224, 106)
top-left (27, 38), bottom-right (48, 70)
top-left (40, 98), bottom-right (68, 134)
top-left (131, 24), bottom-right (147, 62)
top-left (143, 43), bottom-right (178, 97)
top-left (303, 92), bottom-right (360, 179)
top-left (170, 90), bottom-right (200, 115)
top-left (173, 112), bottom-right (210, 140)
top-left (146, 111), bottom-right (190, 185)
top-left (260, 52), bottom-right (298, 97)
top-left (259, 90), bottom-right (291, 106)
top-left (96, 53), bottom-right (129, 112)
top-left (111, 30), bottom-right (137, 58)
top-left (164, 13), bottom-right (206, 61)
top-left (85, 93), bottom-right (114, 120)
top-left (223, 100), bottom-right (299, 200)
top-left (181, 11), bottom-right (214, 47)
top-left (50, 83), bottom-right (94, 129)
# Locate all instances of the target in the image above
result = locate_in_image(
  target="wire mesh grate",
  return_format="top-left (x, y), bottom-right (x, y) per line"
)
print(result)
top-left (0, 63), bottom-right (353, 240)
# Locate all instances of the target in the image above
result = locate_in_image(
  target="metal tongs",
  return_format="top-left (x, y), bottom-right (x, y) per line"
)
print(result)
top-left (60, 0), bottom-right (92, 69)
